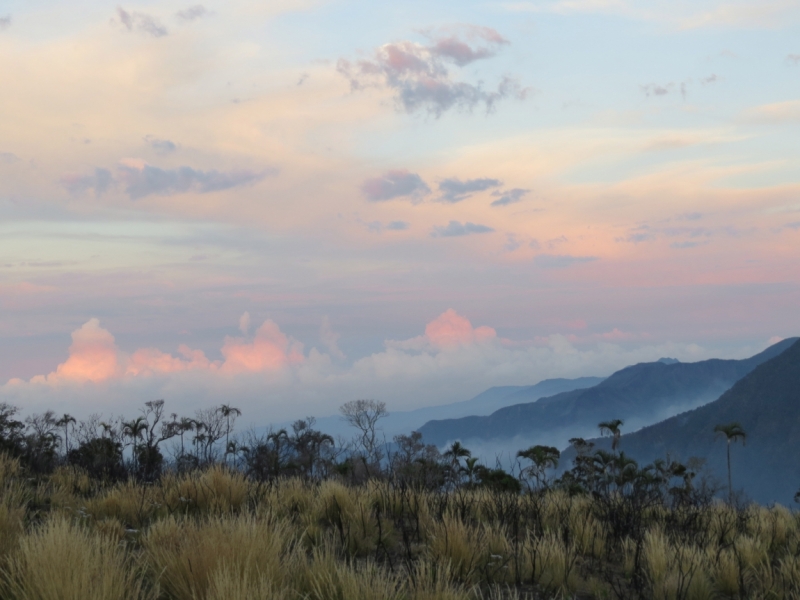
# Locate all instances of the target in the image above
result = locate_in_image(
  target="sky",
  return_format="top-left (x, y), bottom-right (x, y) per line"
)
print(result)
top-left (1, 0), bottom-right (799, 425)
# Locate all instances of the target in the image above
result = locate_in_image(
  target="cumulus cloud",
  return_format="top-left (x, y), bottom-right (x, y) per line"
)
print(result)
top-left (47, 319), bottom-right (121, 383)
top-left (2, 310), bottom-right (732, 424)
top-left (117, 7), bottom-right (168, 38)
top-left (431, 221), bottom-right (495, 237)
top-left (144, 136), bottom-right (177, 154)
top-left (176, 5), bottom-right (208, 21)
top-left (239, 311), bottom-right (251, 335)
top-left (25, 316), bottom-right (303, 386)
top-left (219, 320), bottom-right (305, 374)
top-left (61, 168), bottom-right (113, 195)
top-left (437, 177), bottom-right (501, 203)
top-left (320, 316), bottom-right (345, 360)
top-left (491, 188), bottom-right (529, 207)
top-left (387, 309), bottom-right (496, 352)
top-left (534, 254), bottom-right (597, 269)
top-left (361, 169), bottom-right (430, 202)
top-left (337, 26), bottom-right (526, 117)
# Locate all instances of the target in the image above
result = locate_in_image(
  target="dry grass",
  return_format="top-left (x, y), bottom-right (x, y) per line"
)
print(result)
top-left (1, 516), bottom-right (151, 600)
top-left (2, 455), bottom-right (800, 599)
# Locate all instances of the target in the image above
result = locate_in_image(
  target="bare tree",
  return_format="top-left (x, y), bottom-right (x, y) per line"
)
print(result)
top-left (339, 399), bottom-right (388, 466)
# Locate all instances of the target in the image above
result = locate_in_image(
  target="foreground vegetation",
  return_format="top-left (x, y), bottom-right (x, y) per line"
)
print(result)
top-left (1, 399), bottom-right (799, 598)
top-left (3, 456), bottom-right (800, 598)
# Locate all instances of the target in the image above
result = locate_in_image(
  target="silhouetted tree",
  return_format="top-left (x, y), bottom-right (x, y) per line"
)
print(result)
top-left (340, 399), bottom-right (388, 467)
top-left (218, 404), bottom-right (241, 466)
top-left (517, 445), bottom-right (560, 490)
top-left (56, 414), bottom-right (76, 457)
top-left (714, 422), bottom-right (746, 503)
top-left (598, 419), bottom-right (624, 452)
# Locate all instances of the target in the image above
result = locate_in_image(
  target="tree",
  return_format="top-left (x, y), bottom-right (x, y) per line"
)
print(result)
top-left (461, 457), bottom-right (481, 487)
top-left (443, 441), bottom-right (471, 487)
top-left (218, 404), bottom-right (241, 466)
top-left (517, 445), bottom-right (560, 490)
top-left (135, 400), bottom-right (178, 480)
top-left (0, 403), bottom-right (24, 455)
top-left (122, 416), bottom-right (147, 473)
top-left (56, 414), bottom-right (76, 457)
top-left (598, 419), bottom-right (624, 452)
top-left (714, 422), bottom-right (746, 504)
top-left (443, 440), bottom-right (471, 469)
top-left (339, 399), bottom-right (388, 466)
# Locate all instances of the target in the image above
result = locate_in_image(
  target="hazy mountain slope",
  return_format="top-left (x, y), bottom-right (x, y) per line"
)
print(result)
top-left (572, 338), bottom-right (800, 505)
top-left (418, 338), bottom-right (799, 449)
top-left (268, 377), bottom-right (603, 441)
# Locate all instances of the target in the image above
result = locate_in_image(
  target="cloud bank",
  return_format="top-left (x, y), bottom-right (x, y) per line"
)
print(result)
top-left (1, 310), bottom-right (730, 426)
top-left (62, 161), bottom-right (271, 199)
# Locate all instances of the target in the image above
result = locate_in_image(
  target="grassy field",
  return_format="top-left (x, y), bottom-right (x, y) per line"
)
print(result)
top-left (1, 452), bottom-right (800, 600)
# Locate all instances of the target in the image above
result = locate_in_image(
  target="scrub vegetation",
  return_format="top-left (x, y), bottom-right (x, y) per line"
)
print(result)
top-left (0, 399), bottom-right (799, 599)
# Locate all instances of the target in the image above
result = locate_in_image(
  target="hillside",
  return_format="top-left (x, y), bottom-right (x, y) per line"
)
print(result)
top-left (575, 338), bottom-right (800, 505)
top-left (418, 338), bottom-right (799, 450)
top-left (269, 376), bottom-right (603, 441)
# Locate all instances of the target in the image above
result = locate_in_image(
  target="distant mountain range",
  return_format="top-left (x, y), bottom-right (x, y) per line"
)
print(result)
top-left (417, 338), bottom-right (799, 452)
top-left (271, 377), bottom-right (603, 441)
top-left (566, 338), bottom-right (800, 505)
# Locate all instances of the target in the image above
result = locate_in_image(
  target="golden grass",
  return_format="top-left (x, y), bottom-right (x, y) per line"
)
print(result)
top-left (143, 514), bottom-right (294, 600)
top-left (2, 453), bottom-right (800, 599)
top-left (1, 516), bottom-right (151, 600)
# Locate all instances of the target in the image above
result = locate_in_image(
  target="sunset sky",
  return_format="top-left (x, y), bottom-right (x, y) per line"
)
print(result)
top-left (1, 0), bottom-right (799, 423)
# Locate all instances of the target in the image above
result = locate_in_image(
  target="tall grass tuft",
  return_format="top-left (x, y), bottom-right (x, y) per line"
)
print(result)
top-left (1, 516), bottom-right (150, 600)
top-left (143, 514), bottom-right (294, 600)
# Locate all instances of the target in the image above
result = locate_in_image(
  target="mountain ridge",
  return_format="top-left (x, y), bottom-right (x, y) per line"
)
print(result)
top-left (417, 338), bottom-right (799, 450)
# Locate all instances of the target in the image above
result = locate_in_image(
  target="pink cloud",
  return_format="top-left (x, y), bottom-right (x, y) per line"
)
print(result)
top-left (425, 309), bottom-right (496, 349)
top-left (220, 320), bottom-right (305, 374)
top-left (47, 318), bottom-right (121, 383)
top-left (25, 317), bottom-right (305, 385)
top-left (126, 345), bottom-right (215, 376)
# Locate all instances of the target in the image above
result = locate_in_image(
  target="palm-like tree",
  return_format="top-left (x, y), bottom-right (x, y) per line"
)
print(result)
top-left (598, 419), bottom-right (624, 452)
top-left (443, 441), bottom-right (471, 469)
top-left (56, 414), bottom-right (76, 457)
top-left (517, 445), bottom-right (560, 489)
top-left (443, 441), bottom-right (471, 486)
top-left (714, 422), bottom-right (746, 504)
top-left (218, 405), bottom-right (242, 465)
top-left (460, 457), bottom-right (481, 486)
top-left (122, 416), bottom-right (147, 473)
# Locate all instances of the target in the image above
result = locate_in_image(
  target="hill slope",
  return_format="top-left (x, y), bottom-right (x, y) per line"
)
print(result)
top-left (577, 338), bottom-right (800, 505)
top-left (418, 338), bottom-right (798, 450)
top-left (269, 377), bottom-right (603, 441)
